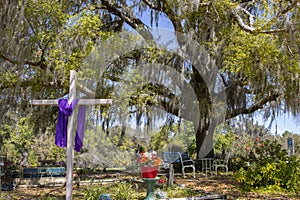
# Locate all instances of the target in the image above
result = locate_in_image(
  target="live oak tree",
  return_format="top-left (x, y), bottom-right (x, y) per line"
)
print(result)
top-left (0, 0), bottom-right (299, 163)
top-left (77, 0), bottom-right (300, 158)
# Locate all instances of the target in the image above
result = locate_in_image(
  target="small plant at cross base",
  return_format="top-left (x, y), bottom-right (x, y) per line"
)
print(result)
top-left (157, 176), bottom-right (167, 189)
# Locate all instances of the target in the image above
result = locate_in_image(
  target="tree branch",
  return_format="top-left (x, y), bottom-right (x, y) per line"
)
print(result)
top-left (77, 84), bottom-right (96, 97)
top-left (142, 0), bottom-right (161, 10)
top-left (100, 0), bottom-right (153, 40)
top-left (0, 51), bottom-right (47, 69)
top-left (142, 0), bottom-right (183, 33)
top-left (160, 0), bottom-right (183, 33)
top-left (226, 93), bottom-right (281, 119)
top-left (0, 78), bottom-right (63, 91)
top-left (278, 0), bottom-right (299, 16)
top-left (232, 5), bottom-right (289, 34)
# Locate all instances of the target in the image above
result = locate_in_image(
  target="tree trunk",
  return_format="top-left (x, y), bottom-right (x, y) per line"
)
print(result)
top-left (196, 121), bottom-right (214, 159)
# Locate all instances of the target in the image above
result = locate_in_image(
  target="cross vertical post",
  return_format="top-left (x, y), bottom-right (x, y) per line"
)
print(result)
top-left (66, 70), bottom-right (76, 200)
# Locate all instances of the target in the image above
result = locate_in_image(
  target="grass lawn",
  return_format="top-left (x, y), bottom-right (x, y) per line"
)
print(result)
top-left (0, 172), bottom-right (299, 200)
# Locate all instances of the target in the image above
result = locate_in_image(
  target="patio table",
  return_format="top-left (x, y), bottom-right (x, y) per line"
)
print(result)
top-left (199, 158), bottom-right (214, 177)
top-left (162, 152), bottom-right (181, 186)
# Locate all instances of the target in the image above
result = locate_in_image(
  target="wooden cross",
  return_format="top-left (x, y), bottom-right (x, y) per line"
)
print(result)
top-left (31, 70), bottom-right (112, 200)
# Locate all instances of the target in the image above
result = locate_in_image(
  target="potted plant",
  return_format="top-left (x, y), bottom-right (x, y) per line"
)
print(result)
top-left (137, 151), bottom-right (162, 178)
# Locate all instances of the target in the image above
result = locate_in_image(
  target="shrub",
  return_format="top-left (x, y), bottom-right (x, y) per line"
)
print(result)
top-left (110, 182), bottom-right (135, 200)
top-left (235, 139), bottom-right (300, 193)
top-left (83, 185), bottom-right (107, 200)
top-left (0, 194), bottom-right (11, 200)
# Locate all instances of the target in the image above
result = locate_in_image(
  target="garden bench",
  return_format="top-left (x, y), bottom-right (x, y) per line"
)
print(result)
top-left (23, 167), bottom-right (65, 178)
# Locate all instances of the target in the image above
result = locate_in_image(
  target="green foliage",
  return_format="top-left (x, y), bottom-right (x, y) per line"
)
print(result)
top-left (152, 120), bottom-right (196, 158)
top-left (187, 139), bottom-right (197, 159)
top-left (83, 185), bottom-right (107, 200)
top-left (81, 181), bottom-right (204, 200)
top-left (213, 127), bottom-right (235, 155)
top-left (235, 139), bottom-right (300, 192)
top-left (49, 9), bottom-right (113, 74)
top-left (110, 182), bottom-right (135, 200)
top-left (0, 117), bottom-right (35, 166)
top-left (0, 194), bottom-right (11, 200)
top-left (151, 125), bottom-right (172, 151)
top-left (76, 127), bottom-right (134, 169)
top-left (83, 182), bottom-right (136, 200)
top-left (32, 131), bottom-right (66, 165)
top-left (0, 116), bottom-right (65, 167)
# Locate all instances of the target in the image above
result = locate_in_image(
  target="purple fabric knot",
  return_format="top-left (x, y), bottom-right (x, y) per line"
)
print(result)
top-left (55, 99), bottom-right (86, 152)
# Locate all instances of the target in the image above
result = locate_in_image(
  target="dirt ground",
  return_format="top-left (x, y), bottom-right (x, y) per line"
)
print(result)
top-left (175, 175), bottom-right (298, 200)
top-left (1, 173), bottom-right (298, 200)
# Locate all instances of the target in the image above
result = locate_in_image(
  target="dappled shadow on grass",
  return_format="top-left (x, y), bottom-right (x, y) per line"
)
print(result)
top-left (1, 187), bottom-right (64, 200)
top-left (174, 173), bottom-right (238, 199)
top-left (175, 173), bottom-right (299, 200)
top-left (1, 186), bottom-right (85, 200)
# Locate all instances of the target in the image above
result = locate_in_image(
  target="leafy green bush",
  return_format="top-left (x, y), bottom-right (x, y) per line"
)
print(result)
top-left (84, 182), bottom-right (137, 200)
top-left (110, 182), bottom-right (135, 200)
top-left (83, 185), bottom-right (107, 200)
top-left (0, 193), bottom-right (11, 200)
top-left (235, 139), bottom-right (300, 193)
top-left (213, 131), bottom-right (235, 155)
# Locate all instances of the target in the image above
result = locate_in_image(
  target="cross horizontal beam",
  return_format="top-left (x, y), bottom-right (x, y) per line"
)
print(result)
top-left (31, 99), bottom-right (112, 105)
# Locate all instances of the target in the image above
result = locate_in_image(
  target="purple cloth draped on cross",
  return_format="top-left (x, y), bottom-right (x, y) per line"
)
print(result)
top-left (55, 99), bottom-right (86, 152)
